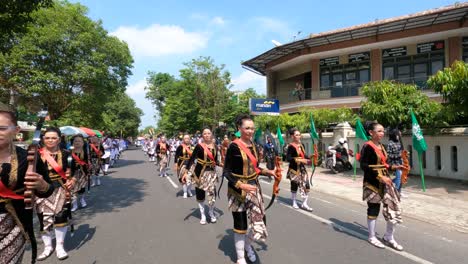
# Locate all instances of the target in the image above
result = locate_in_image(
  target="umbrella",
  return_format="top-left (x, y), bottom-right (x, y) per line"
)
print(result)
top-left (79, 127), bottom-right (96, 136)
top-left (92, 129), bottom-right (102, 138)
top-left (60, 126), bottom-right (88, 137)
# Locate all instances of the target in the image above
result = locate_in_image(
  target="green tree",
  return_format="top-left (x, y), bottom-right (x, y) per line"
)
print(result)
top-left (361, 81), bottom-right (442, 128)
top-left (427, 60), bottom-right (468, 124)
top-left (0, 0), bottom-right (53, 52)
top-left (0, 1), bottom-right (133, 121)
top-left (223, 88), bottom-right (265, 128)
top-left (101, 92), bottom-right (143, 137)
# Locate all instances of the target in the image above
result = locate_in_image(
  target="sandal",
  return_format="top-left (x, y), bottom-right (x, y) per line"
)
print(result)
top-left (382, 237), bottom-right (404, 251)
top-left (368, 237), bottom-right (385, 249)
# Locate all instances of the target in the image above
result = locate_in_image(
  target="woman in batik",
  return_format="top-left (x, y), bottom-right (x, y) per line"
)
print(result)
top-left (286, 128), bottom-right (313, 211)
top-left (360, 121), bottom-right (404, 251)
top-left (36, 127), bottom-right (76, 261)
top-left (174, 134), bottom-right (193, 198)
top-left (70, 134), bottom-right (89, 211)
top-left (0, 104), bottom-right (54, 264)
top-left (156, 136), bottom-right (169, 177)
top-left (184, 128), bottom-right (220, 225)
top-left (222, 114), bottom-right (275, 264)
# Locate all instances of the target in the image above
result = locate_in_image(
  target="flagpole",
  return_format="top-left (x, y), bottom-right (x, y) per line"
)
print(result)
top-left (353, 142), bottom-right (357, 181)
top-left (418, 152), bottom-right (426, 192)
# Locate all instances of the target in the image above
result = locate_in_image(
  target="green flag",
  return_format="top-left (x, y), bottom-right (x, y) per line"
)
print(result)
top-left (254, 128), bottom-right (262, 143)
top-left (355, 119), bottom-right (370, 141)
top-left (309, 113), bottom-right (319, 140)
top-left (411, 109), bottom-right (427, 153)
top-left (234, 131), bottom-right (241, 138)
top-left (276, 125), bottom-right (284, 146)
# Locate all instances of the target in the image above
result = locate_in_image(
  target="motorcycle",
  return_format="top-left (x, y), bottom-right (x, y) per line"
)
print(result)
top-left (325, 148), bottom-right (354, 174)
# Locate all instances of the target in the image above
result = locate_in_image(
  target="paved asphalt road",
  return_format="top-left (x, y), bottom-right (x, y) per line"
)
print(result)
top-left (25, 147), bottom-right (467, 264)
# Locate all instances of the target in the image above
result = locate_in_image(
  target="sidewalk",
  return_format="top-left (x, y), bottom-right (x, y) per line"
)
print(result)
top-left (270, 163), bottom-right (468, 234)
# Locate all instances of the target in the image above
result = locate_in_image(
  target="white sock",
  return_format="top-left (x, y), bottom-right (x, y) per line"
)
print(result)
top-left (41, 231), bottom-right (52, 249)
top-left (187, 184), bottom-right (193, 194)
top-left (367, 219), bottom-right (377, 239)
top-left (384, 221), bottom-right (395, 241)
top-left (198, 202), bottom-right (206, 219)
top-left (182, 184), bottom-right (187, 194)
top-left (303, 195), bottom-right (309, 206)
top-left (104, 164), bottom-right (109, 172)
top-left (234, 233), bottom-right (246, 262)
top-left (291, 192), bottom-right (297, 205)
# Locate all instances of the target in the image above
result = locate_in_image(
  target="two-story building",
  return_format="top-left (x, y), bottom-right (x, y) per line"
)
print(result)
top-left (242, 3), bottom-right (468, 113)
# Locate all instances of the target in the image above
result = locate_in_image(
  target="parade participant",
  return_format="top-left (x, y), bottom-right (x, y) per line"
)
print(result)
top-left (222, 114), bottom-right (275, 264)
top-left (89, 136), bottom-right (104, 187)
top-left (147, 137), bottom-right (156, 162)
top-left (101, 135), bottom-right (112, 175)
top-left (286, 128), bottom-right (313, 211)
top-left (142, 138), bottom-right (148, 155)
top-left (174, 134), bottom-right (193, 198)
top-left (183, 128), bottom-right (220, 225)
top-left (0, 104), bottom-right (54, 264)
top-left (360, 121), bottom-right (404, 251)
top-left (156, 136), bottom-right (169, 177)
top-left (36, 127), bottom-right (76, 261)
top-left (70, 135), bottom-right (89, 211)
top-left (220, 135), bottom-right (230, 165)
top-left (263, 136), bottom-right (277, 170)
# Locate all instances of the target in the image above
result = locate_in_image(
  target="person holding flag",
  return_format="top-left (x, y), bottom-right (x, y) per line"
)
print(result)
top-left (360, 121), bottom-right (405, 251)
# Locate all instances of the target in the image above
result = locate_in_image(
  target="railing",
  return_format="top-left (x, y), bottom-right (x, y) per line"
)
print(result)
top-left (278, 77), bottom-right (433, 104)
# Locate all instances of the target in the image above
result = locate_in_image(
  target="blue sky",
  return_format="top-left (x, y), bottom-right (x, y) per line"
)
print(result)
top-left (71, 0), bottom-right (455, 128)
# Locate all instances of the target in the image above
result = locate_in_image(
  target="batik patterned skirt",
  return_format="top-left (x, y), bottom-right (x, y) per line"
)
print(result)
top-left (194, 169), bottom-right (217, 206)
top-left (287, 166), bottom-right (310, 197)
top-left (35, 184), bottom-right (68, 231)
top-left (0, 212), bottom-right (26, 264)
top-left (228, 183), bottom-right (268, 242)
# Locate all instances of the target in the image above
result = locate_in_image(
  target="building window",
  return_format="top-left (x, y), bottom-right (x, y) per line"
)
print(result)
top-left (320, 61), bottom-right (370, 97)
top-left (451, 146), bottom-right (458, 172)
top-left (382, 51), bottom-right (444, 89)
top-left (435, 146), bottom-right (441, 170)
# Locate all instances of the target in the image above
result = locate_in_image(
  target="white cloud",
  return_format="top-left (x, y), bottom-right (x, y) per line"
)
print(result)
top-left (126, 79), bottom-right (147, 95)
top-left (111, 24), bottom-right (209, 57)
top-left (252, 17), bottom-right (293, 40)
top-left (211, 16), bottom-right (226, 26)
top-left (231, 70), bottom-right (266, 94)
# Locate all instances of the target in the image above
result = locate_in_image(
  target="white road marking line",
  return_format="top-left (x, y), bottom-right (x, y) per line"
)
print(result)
top-left (166, 176), bottom-right (178, 188)
top-left (263, 194), bottom-right (434, 264)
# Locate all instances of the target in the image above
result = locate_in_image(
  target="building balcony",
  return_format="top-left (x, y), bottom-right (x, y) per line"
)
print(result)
top-left (276, 78), bottom-right (442, 113)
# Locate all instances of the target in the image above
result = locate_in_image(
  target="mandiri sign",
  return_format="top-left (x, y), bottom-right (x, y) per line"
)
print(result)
top-left (249, 98), bottom-right (280, 115)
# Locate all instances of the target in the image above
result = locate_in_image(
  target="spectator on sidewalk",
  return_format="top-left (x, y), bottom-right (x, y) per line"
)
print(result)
top-left (386, 128), bottom-right (403, 194)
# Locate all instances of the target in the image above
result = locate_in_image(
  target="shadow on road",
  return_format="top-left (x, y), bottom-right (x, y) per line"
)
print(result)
top-left (73, 176), bottom-right (147, 221)
top-left (329, 217), bottom-right (372, 241)
top-left (66, 223), bottom-right (97, 251)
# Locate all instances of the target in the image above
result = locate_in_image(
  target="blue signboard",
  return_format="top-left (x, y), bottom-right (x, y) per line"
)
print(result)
top-left (249, 98), bottom-right (280, 115)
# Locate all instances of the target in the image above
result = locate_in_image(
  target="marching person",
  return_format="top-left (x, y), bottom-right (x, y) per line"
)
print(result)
top-left (146, 137), bottom-right (156, 162)
top-left (70, 135), bottom-right (89, 211)
top-left (222, 114), bottom-right (275, 264)
top-left (287, 128), bottom-right (313, 211)
top-left (156, 136), bottom-right (169, 177)
top-left (174, 134), bottom-right (193, 198)
top-left (360, 121), bottom-right (404, 251)
top-left (89, 136), bottom-right (104, 186)
top-left (101, 135), bottom-right (112, 175)
top-left (36, 127), bottom-right (76, 261)
top-left (183, 128), bottom-right (220, 225)
top-left (0, 104), bottom-right (54, 264)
